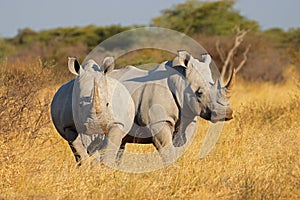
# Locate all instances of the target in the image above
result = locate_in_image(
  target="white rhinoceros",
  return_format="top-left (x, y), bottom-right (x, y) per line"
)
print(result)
top-left (108, 51), bottom-right (235, 165)
top-left (51, 57), bottom-right (134, 165)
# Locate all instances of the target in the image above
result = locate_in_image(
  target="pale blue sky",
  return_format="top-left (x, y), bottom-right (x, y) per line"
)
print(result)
top-left (0, 0), bottom-right (299, 38)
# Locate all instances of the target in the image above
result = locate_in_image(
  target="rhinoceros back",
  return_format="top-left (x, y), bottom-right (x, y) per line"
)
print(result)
top-left (50, 79), bottom-right (77, 141)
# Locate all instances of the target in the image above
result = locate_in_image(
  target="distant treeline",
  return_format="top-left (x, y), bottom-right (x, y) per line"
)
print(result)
top-left (0, 0), bottom-right (299, 82)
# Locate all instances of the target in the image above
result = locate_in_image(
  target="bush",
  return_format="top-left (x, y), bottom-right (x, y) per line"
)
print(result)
top-left (0, 59), bottom-right (54, 137)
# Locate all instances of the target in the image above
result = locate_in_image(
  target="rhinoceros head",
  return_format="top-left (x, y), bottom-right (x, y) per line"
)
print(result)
top-left (175, 50), bottom-right (235, 122)
top-left (68, 56), bottom-right (116, 135)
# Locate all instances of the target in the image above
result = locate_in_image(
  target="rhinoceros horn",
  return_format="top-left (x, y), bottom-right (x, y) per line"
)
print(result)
top-left (93, 80), bottom-right (101, 116)
top-left (92, 79), bottom-right (111, 134)
top-left (224, 68), bottom-right (236, 98)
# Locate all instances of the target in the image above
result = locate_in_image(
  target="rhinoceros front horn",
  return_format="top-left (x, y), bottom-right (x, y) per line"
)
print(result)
top-left (92, 80), bottom-right (111, 135)
top-left (224, 68), bottom-right (236, 98)
top-left (93, 80), bottom-right (102, 116)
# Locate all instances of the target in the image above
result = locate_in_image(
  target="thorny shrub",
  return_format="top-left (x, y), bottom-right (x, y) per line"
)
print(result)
top-left (0, 59), bottom-right (55, 158)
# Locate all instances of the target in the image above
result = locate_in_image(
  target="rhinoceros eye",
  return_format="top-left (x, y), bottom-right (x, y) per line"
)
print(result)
top-left (195, 88), bottom-right (203, 100)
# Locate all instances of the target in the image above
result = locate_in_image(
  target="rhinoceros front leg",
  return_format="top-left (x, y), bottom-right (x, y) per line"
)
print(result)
top-left (151, 122), bottom-right (177, 165)
top-left (115, 142), bottom-right (126, 166)
top-left (65, 128), bottom-right (89, 164)
top-left (99, 126), bottom-right (125, 167)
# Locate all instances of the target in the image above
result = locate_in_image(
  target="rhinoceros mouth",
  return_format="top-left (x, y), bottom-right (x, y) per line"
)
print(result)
top-left (210, 116), bottom-right (233, 123)
top-left (225, 116), bottom-right (233, 121)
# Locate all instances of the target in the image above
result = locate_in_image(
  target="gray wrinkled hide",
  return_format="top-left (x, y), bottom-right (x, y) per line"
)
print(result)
top-left (51, 78), bottom-right (91, 163)
top-left (51, 57), bottom-right (134, 164)
top-left (109, 51), bottom-right (233, 164)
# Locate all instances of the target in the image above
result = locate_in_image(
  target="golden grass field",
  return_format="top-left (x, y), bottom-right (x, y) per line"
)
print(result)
top-left (0, 60), bottom-right (299, 199)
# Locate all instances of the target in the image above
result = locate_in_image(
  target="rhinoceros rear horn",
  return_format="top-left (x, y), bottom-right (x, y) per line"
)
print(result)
top-left (224, 68), bottom-right (236, 98)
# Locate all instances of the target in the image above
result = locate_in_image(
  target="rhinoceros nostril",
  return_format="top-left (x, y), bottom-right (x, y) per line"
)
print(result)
top-left (106, 103), bottom-right (109, 107)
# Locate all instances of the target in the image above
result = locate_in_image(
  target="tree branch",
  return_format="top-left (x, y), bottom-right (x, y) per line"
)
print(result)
top-left (216, 39), bottom-right (225, 63)
top-left (220, 27), bottom-right (250, 79)
top-left (236, 44), bottom-right (251, 73)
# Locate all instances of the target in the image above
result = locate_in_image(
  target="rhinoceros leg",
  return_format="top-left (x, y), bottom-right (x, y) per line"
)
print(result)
top-left (99, 126), bottom-right (125, 166)
top-left (151, 122), bottom-right (177, 165)
top-left (65, 128), bottom-right (89, 164)
top-left (115, 142), bottom-right (126, 165)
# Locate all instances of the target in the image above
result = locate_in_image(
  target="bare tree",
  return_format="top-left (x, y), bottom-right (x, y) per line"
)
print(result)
top-left (217, 27), bottom-right (251, 80)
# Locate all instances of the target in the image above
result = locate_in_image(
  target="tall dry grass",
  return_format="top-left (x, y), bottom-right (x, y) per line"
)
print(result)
top-left (0, 60), bottom-right (299, 199)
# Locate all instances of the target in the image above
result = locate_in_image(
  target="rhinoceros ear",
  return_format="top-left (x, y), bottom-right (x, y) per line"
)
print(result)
top-left (102, 56), bottom-right (115, 74)
top-left (68, 57), bottom-right (83, 75)
top-left (200, 53), bottom-right (212, 65)
top-left (178, 50), bottom-right (191, 68)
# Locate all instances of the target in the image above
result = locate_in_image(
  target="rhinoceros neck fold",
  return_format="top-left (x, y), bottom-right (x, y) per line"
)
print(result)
top-left (166, 68), bottom-right (199, 120)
